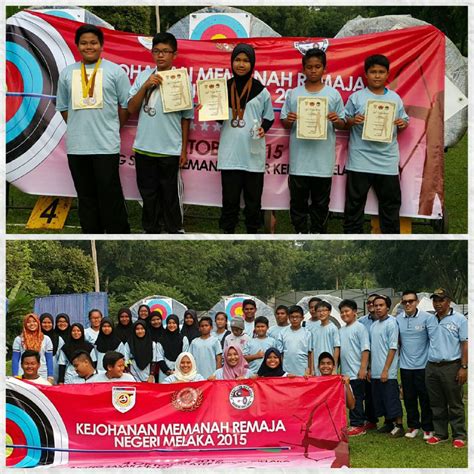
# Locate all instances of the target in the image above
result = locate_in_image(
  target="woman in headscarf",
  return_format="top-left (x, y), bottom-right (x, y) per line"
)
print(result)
top-left (156, 314), bottom-right (189, 382)
top-left (12, 313), bottom-right (54, 383)
top-left (257, 347), bottom-right (291, 377)
top-left (124, 320), bottom-right (156, 382)
top-left (216, 43), bottom-right (274, 234)
top-left (94, 318), bottom-right (126, 373)
top-left (209, 344), bottom-right (252, 380)
top-left (180, 309), bottom-right (200, 344)
top-left (39, 313), bottom-right (64, 383)
top-left (149, 311), bottom-right (165, 342)
top-left (58, 323), bottom-right (97, 384)
top-left (137, 304), bottom-right (151, 325)
top-left (162, 352), bottom-right (205, 384)
top-left (54, 313), bottom-right (71, 344)
top-left (115, 307), bottom-right (133, 343)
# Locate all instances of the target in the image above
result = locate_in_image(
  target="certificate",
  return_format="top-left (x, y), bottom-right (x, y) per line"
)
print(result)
top-left (362, 100), bottom-right (396, 143)
top-left (197, 78), bottom-right (229, 121)
top-left (296, 96), bottom-right (328, 140)
top-left (159, 68), bottom-right (193, 113)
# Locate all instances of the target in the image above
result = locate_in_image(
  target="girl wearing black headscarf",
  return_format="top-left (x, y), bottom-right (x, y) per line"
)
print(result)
top-left (94, 318), bottom-right (125, 373)
top-left (149, 311), bottom-right (165, 342)
top-left (115, 307), bottom-right (134, 343)
top-left (216, 43), bottom-right (275, 234)
top-left (54, 313), bottom-right (71, 345)
top-left (58, 323), bottom-right (97, 384)
top-left (156, 314), bottom-right (189, 382)
top-left (257, 347), bottom-right (288, 377)
top-left (40, 313), bottom-right (62, 382)
top-left (124, 320), bottom-right (156, 382)
top-left (180, 309), bottom-right (200, 344)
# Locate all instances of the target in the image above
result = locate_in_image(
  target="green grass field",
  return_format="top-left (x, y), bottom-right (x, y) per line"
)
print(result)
top-left (6, 134), bottom-right (467, 234)
top-left (5, 359), bottom-right (467, 468)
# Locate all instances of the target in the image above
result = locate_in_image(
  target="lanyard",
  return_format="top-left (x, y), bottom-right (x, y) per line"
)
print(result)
top-left (81, 58), bottom-right (102, 99)
top-left (231, 78), bottom-right (252, 122)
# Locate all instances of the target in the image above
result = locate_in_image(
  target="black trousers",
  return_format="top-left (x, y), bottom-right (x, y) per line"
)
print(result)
top-left (343, 170), bottom-right (401, 234)
top-left (289, 175), bottom-right (332, 233)
top-left (67, 154), bottom-right (130, 234)
top-left (400, 368), bottom-right (434, 431)
top-left (220, 170), bottom-right (264, 233)
top-left (364, 379), bottom-right (378, 423)
top-left (134, 152), bottom-right (183, 234)
top-left (349, 379), bottom-right (366, 427)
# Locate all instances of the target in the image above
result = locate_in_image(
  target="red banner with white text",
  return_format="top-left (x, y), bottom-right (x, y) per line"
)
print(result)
top-left (6, 376), bottom-right (348, 468)
top-left (6, 11), bottom-right (445, 217)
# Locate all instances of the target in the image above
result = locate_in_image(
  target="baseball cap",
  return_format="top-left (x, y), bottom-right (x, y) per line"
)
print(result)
top-left (230, 318), bottom-right (245, 330)
top-left (430, 288), bottom-right (450, 299)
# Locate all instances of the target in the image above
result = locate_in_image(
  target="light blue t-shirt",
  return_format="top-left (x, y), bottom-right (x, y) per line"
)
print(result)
top-left (84, 328), bottom-right (100, 344)
top-left (358, 313), bottom-right (376, 332)
top-left (308, 322), bottom-right (340, 374)
top-left (397, 309), bottom-right (437, 370)
top-left (56, 59), bottom-right (130, 154)
top-left (339, 321), bottom-right (370, 380)
top-left (267, 325), bottom-right (290, 340)
top-left (277, 326), bottom-right (313, 376)
top-left (162, 373), bottom-right (205, 383)
top-left (281, 85), bottom-right (345, 177)
top-left (189, 336), bottom-right (222, 379)
top-left (68, 372), bottom-right (101, 384)
top-left (244, 320), bottom-right (256, 337)
top-left (369, 316), bottom-right (399, 379)
top-left (217, 88), bottom-right (274, 173)
top-left (242, 336), bottom-right (277, 374)
top-left (428, 310), bottom-right (468, 363)
top-left (93, 372), bottom-right (136, 383)
top-left (129, 68), bottom-right (194, 155)
top-left (213, 367), bottom-right (252, 380)
top-left (345, 87), bottom-right (409, 175)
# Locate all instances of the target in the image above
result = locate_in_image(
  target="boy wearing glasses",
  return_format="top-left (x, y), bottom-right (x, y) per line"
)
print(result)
top-left (128, 32), bottom-right (193, 233)
top-left (396, 291), bottom-right (436, 440)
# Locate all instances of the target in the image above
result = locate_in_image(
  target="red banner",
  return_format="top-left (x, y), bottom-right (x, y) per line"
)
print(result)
top-left (7, 11), bottom-right (445, 217)
top-left (6, 376), bottom-right (348, 468)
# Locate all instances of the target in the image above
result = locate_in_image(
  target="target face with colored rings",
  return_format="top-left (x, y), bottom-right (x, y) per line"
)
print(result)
top-left (146, 298), bottom-right (173, 320)
top-left (6, 377), bottom-right (69, 467)
top-left (189, 13), bottom-right (250, 40)
top-left (225, 297), bottom-right (248, 318)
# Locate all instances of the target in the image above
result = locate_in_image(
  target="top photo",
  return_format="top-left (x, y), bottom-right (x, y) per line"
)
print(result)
top-left (5, 5), bottom-right (468, 235)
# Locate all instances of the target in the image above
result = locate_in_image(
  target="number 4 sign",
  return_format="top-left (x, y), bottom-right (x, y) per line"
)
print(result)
top-left (26, 196), bottom-right (72, 230)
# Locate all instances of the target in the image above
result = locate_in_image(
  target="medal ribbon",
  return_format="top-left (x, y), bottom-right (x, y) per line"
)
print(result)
top-left (144, 68), bottom-right (158, 108)
top-left (81, 58), bottom-right (102, 99)
top-left (231, 78), bottom-right (252, 122)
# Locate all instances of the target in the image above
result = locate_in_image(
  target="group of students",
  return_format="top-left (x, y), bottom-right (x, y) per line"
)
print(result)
top-left (12, 289), bottom-right (466, 448)
top-left (57, 24), bottom-right (408, 235)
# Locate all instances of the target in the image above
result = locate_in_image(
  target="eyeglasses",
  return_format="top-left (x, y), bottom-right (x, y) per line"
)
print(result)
top-left (152, 49), bottom-right (175, 56)
top-left (401, 299), bottom-right (417, 305)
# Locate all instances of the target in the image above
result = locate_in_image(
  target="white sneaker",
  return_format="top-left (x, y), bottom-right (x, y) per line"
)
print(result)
top-left (423, 431), bottom-right (435, 440)
top-left (405, 428), bottom-right (420, 438)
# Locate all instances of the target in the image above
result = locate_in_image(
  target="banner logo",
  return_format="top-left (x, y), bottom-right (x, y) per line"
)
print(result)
top-left (229, 384), bottom-right (254, 410)
top-left (294, 39), bottom-right (329, 55)
top-left (112, 387), bottom-right (136, 413)
top-left (171, 387), bottom-right (203, 411)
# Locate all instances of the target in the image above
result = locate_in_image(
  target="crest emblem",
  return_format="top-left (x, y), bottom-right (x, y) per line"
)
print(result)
top-left (229, 384), bottom-right (254, 410)
top-left (171, 387), bottom-right (203, 412)
top-left (112, 387), bottom-right (136, 413)
top-left (294, 39), bottom-right (329, 55)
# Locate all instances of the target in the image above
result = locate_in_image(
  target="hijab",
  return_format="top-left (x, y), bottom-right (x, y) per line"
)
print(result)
top-left (257, 347), bottom-right (285, 377)
top-left (137, 304), bottom-right (151, 325)
top-left (149, 311), bottom-right (165, 342)
top-left (128, 320), bottom-right (154, 370)
top-left (180, 309), bottom-right (200, 343)
top-left (61, 323), bottom-right (94, 363)
top-left (223, 344), bottom-right (249, 380)
top-left (21, 313), bottom-right (44, 352)
top-left (173, 352), bottom-right (199, 382)
top-left (160, 314), bottom-right (184, 362)
top-left (115, 307), bottom-right (133, 343)
top-left (227, 43), bottom-right (264, 108)
top-left (39, 313), bottom-right (60, 355)
top-left (54, 313), bottom-right (71, 344)
top-left (94, 317), bottom-right (122, 353)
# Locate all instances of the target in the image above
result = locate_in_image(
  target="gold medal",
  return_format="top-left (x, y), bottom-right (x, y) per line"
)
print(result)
top-left (81, 58), bottom-right (102, 105)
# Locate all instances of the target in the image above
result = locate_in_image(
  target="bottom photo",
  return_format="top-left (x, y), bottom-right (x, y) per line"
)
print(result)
top-left (5, 239), bottom-right (468, 469)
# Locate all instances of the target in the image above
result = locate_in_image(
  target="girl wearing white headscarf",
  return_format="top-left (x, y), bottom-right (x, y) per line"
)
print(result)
top-left (162, 352), bottom-right (205, 383)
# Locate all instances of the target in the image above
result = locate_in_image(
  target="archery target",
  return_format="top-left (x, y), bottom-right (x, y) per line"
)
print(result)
top-left (145, 298), bottom-right (173, 320)
top-left (224, 297), bottom-right (247, 318)
top-left (6, 378), bottom-right (69, 467)
top-left (6, 12), bottom-right (74, 182)
top-left (189, 13), bottom-right (250, 40)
